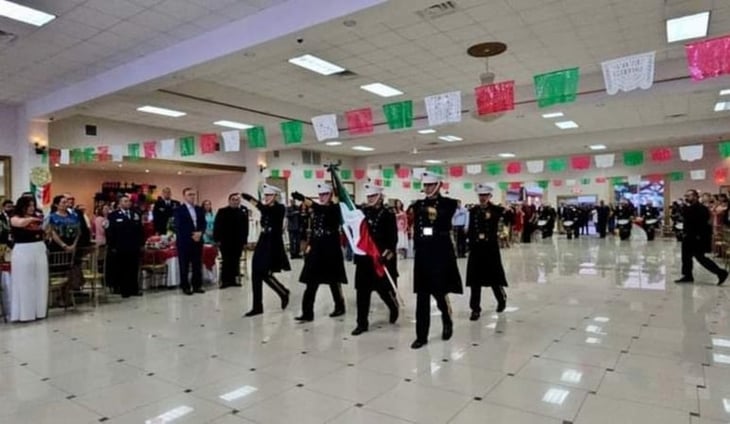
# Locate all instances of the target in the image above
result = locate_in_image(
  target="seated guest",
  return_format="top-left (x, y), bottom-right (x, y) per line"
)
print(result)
top-left (10, 196), bottom-right (48, 322)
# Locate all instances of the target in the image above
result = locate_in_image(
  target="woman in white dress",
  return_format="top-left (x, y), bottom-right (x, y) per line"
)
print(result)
top-left (394, 200), bottom-right (409, 259)
top-left (9, 196), bottom-right (48, 322)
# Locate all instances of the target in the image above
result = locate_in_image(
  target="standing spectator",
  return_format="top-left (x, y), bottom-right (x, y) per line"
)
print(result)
top-left (595, 200), bottom-right (611, 238)
top-left (48, 195), bottom-right (80, 253)
top-left (173, 188), bottom-right (206, 295)
top-left (75, 203), bottom-right (93, 247)
top-left (9, 196), bottom-right (47, 322)
top-left (93, 204), bottom-right (111, 246)
top-left (153, 187), bottom-right (180, 235)
top-left (451, 200), bottom-right (468, 257)
top-left (201, 200), bottom-right (215, 244)
top-left (0, 199), bottom-right (13, 246)
top-left (521, 201), bottom-right (536, 243)
top-left (394, 200), bottom-right (408, 259)
top-left (105, 195), bottom-right (145, 298)
top-left (213, 193), bottom-right (249, 288)
top-left (286, 199), bottom-right (301, 259)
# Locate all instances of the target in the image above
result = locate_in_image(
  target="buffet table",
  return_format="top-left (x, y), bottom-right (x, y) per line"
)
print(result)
top-left (141, 244), bottom-right (218, 288)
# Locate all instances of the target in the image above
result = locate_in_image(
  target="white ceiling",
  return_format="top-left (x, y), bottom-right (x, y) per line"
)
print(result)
top-left (54, 157), bottom-right (242, 176)
top-left (41, 0), bottom-right (730, 165)
top-left (0, 0), bottom-right (286, 104)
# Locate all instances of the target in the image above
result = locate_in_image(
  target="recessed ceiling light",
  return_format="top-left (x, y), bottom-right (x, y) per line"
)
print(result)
top-left (352, 145), bottom-right (374, 152)
top-left (589, 144), bottom-right (607, 151)
top-left (418, 129), bottom-right (437, 134)
top-left (288, 54), bottom-right (346, 76)
top-left (53, 163), bottom-right (60, 167)
top-left (424, 159), bottom-right (443, 164)
top-left (360, 82), bottom-right (403, 98)
top-left (715, 101), bottom-right (730, 112)
top-left (541, 112), bottom-right (564, 119)
top-left (666, 11), bottom-right (710, 43)
top-left (498, 153), bottom-right (516, 158)
top-left (144, 169), bottom-right (150, 173)
top-left (325, 141), bottom-right (342, 146)
top-left (137, 105), bottom-right (186, 118)
top-left (555, 120), bottom-right (579, 129)
top-left (720, 89), bottom-right (730, 96)
top-left (438, 135), bottom-right (463, 142)
top-left (213, 120), bottom-right (253, 130)
top-left (177, 171), bottom-right (182, 175)
top-left (117, 164), bottom-right (123, 168)
top-left (0, 0), bottom-right (55, 26)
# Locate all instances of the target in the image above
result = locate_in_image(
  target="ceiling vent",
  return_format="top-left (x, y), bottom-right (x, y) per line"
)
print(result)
top-left (0, 29), bottom-right (17, 46)
top-left (416, 1), bottom-right (457, 20)
top-left (334, 70), bottom-right (359, 80)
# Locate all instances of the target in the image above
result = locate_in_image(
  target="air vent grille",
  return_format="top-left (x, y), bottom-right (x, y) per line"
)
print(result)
top-left (416, 1), bottom-right (457, 20)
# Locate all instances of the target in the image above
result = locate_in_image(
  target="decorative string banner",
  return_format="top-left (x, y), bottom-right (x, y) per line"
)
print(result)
top-left (340, 169), bottom-right (352, 180)
top-left (506, 162), bottom-right (521, 174)
top-left (533, 67), bottom-right (580, 108)
top-left (485, 162), bottom-right (503, 176)
top-left (679, 145), bottom-right (703, 162)
top-left (526, 160), bottom-right (544, 174)
top-left (649, 147), bottom-right (672, 162)
top-left (354, 169), bottom-right (366, 180)
top-left (690, 169), bottom-right (706, 180)
top-left (537, 180), bottom-right (549, 189)
top-left (179, 136), bottom-right (195, 156)
top-left (397, 167), bottom-right (410, 179)
top-left (570, 155), bottom-right (590, 170)
top-left (143, 141), bottom-right (157, 158)
top-left (474, 81), bottom-right (515, 115)
top-left (311, 114), bottom-right (339, 141)
top-left (382, 100), bottom-right (413, 130)
top-left (601, 51), bottom-right (655, 95)
top-left (382, 167), bottom-right (395, 179)
top-left (346, 108), bottom-right (374, 135)
top-left (60, 149), bottom-right (70, 165)
top-left (109, 145), bottom-right (123, 162)
top-left (667, 171), bottom-right (684, 181)
top-left (280, 121), bottom-right (303, 145)
top-left (463, 181), bottom-right (473, 190)
top-left (96, 146), bottom-right (109, 162)
top-left (315, 169), bottom-right (325, 179)
top-left (547, 157), bottom-right (567, 172)
top-left (159, 138), bottom-right (176, 157)
top-left (128, 143), bottom-right (140, 160)
top-left (199, 133), bottom-right (218, 154)
top-left (449, 166), bottom-right (464, 178)
top-left (715, 168), bottom-right (728, 183)
top-left (594, 154), bottom-right (615, 168)
top-left (623, 151), bottom-right (644, 166)
top-left (466, 164), bottom-right (482, 175)
top-left (247, 126), bottom-right (267, 149)
top-left (685, 35), bottom-right (730, 81)
top-left (424, 91), bottom-right (462, 126)
top-left (720, 141), bottom-right (730, 158)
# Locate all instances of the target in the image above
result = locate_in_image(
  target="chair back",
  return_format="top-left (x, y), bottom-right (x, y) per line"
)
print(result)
top-left (48, 250), bottom-right (75, 277)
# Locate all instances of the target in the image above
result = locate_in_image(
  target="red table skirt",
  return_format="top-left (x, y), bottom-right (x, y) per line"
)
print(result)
top-left (143, 245), bottom-right (217, 269)
top-left (0, 262), bottom-right (9, 272)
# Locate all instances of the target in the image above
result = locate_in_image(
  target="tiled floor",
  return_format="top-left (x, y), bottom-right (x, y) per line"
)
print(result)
top-left (1, 236), bottom-right (729, 423)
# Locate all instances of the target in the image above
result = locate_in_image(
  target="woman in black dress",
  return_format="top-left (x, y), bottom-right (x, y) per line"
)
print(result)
top-left (292, 183), bottom-right (347, 321)
top-left (241, 185), bottom-right (291, 316)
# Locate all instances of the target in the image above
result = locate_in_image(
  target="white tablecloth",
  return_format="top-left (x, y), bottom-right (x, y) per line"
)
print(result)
top-left (1, 271), bottom-right (10, 319)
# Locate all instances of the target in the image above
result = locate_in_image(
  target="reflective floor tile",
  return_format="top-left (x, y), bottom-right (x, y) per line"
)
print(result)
top-left (449, 400), bottom-right (562, 424)
top-left (364, 381), bottom-right (471, 424)
top-left (575, 394), bottom-right (690, 424)
top-left (484, 376), bottom-right (588, 421)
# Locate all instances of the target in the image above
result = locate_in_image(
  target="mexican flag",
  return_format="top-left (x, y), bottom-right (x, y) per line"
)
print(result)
top-left (329, 167), bottom-right (385, 278)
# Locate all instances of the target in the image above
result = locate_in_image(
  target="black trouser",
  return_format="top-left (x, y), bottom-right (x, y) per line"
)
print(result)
top-left (597, 220), bottom-right (607, 238)
top-left (566, 225), bottom-right (578, 239)
top-left (681, 239), bottom-right (723, 278)
top-left (301, 282), bottom-right (344, 319)
top-left (522, 223), bottom-right (533, 243)
top-left (415, 292), bottom-right (452, 342)
top-left (178, 243), bottom-right (203, 291)
top-left (289, 230), bottom-right (301, 257)
top-left (356, 281), bottom-right (397, 329)
top-left (453, 227), bottom-right (467, 257)
top-left (251, 270), bottom-right (288, 310)
top-left (219, 243), bottom-right (243, 286)
top-left (115, 250), bottom-right (140, 297)
top-left (469, 285), bottom-right (505, 313)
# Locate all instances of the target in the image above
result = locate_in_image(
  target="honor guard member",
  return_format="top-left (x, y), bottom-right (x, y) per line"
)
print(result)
top-left (241, 184), bottom-right (291, 317)
top-left (292, 183), bottom-right (347, 321)
top-left (351, 182), bottom-right (399, 336)
top-left (105, 195), bottom-right (145, 298)
top-left (410, 171), bottom-right (463, 349)
top-left (466, 184), bottom-right (508, 321)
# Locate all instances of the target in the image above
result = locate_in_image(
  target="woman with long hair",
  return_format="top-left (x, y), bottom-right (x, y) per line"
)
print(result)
top-left (10, 196), bottom-right (48, 322)
top-left (93, 204), bottom-right (111, 246)
top-left (394, 199), bottom-right (408, 259)
top-left (202, 200), bottom-right (215, 244)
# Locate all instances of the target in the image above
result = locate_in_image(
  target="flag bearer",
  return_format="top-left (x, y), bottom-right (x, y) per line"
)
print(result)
top-left (466, 184), bottom-right (508, 321)
top-left (410, 171), bottom-right (463, 349)
top-left (292, 183), bottom-right (347, 321)
top-left (351, 182), bottom-right (399, 336)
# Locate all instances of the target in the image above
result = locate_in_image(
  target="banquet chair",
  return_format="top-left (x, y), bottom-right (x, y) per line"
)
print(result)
top-left (140, 249), bottom-right (168, 289)
top-left (80, 245), bottom-right (107, 304)
top-left (48, 250), bottom-right (76, 312)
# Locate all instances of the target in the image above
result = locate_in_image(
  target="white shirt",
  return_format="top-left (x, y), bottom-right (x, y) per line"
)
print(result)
top-left (185, 203), bottom-right (197, 224)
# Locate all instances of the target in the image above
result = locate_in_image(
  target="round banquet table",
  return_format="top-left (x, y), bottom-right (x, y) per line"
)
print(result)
top-left (141, 245), bottom-right (218, 288)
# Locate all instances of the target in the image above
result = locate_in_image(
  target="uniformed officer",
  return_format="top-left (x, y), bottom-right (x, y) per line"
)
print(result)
top-left (105, 195), bottom-right (145, 298)
top-left (292, 183), bottom-right (347, 321)
top-left (640, 201), bottom-right (661, 241)
top-left (241, 184), bottom-right (291, 317)
top-left (466, 184), bottom-right (508, 321)
top-left (410, 171), bottom-right (463, 349)
top-left (562, 204), bottom-right (579, 239)
top-left (351, 182), bottom-right (399, 336)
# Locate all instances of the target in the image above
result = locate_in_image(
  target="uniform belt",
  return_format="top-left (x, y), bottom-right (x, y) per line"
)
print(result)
top-left (312, 229), bottom-right (335, 237)
top-left (261, 227), bottom-right (273, 233)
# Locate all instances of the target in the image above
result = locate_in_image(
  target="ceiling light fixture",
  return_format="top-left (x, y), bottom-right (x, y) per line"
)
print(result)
top-left (541, 112), bottom-right (564, 119)
top-left (720, 89), bottom-right (730, 96)
top-left (137, 105), bottom-right (186, 118)
top-left (0, 0), bottom-right (55, 26)
top-left (213, 120), bottom-right (253, 130)
top-left (498, 153), bottom-right (516, 158)
top-left (589, 144), bottom-right (607, 151)
top-left (360, 82), bottom-right (404, 97)
top-left (418, 129), bottom-right (437, 134)
top-left (555, 120), bottom-right (579, 129)
top-left (325, 141), bottom-right (342, 146)
top-left (424, 159), bottom-right (443, 164)
top-left (666, 11), bottom-right (710, 43)
top-left (288, 54), bottom-right (346, 76)
top-left (352, 145), bottom-right (374, 152)
top-left (438, 135), bottom-right (463, 142)
top-left (715, 101), bottom-right (730, 112)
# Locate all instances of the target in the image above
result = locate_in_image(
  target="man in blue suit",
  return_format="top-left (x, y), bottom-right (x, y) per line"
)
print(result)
top-left (174, 188), bottom-right (207, 295)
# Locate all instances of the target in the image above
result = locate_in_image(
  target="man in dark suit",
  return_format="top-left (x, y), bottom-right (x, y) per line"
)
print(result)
top-left (105, 195), bottom-right (145, 298)
top-left (174, 188), bottom-right (207, 295)
top-left (153, 187), bottom-right (180, 235)
top-left (213, 193), bottom-right (249, 288)
top-left (0, 199), bottom-right (13, 246)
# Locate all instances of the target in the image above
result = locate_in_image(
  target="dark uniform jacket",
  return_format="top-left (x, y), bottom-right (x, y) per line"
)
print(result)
top-left (354, 203), bottom-right (398, 290)
top-left (106, 209), bottom-right (144, 253)
top-left (153, 197), bottom-right (180, 235)
top-left (683, 202), bottom-right (712, 253)
top-left (412, 194), bottom-right (462, 294)
top-left (213, 206), bottom-right (249, 248)
top-left (466, 202), bottom-right (508, 287)
top-left (252, 202), bottom-right (290, 274)
top-left (299, 202), bottom-right (347, 285)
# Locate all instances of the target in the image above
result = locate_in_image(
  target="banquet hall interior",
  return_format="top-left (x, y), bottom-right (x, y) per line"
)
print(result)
top-left (2, 0), bottom-right (730, 423)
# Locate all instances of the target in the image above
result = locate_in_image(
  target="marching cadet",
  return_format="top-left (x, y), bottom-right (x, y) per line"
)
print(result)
top-left (292, 183), bottom-right (347, 321)
top-left (466, 184), bottom-right (508, 321)
top-left (105, 194), bottom-right (145, 298)
top-left (410, 171), bottom-right (463, 349)
top-left (241, 184), bottom-right (291, 317)
top-left (351, 182), bottom-right (399, 336)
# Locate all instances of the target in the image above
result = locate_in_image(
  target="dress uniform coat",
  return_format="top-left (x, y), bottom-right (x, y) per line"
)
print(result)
top-left (152, 197), bottom-right (180, 235)
top-left (412, 194), bottom-right (462, 295)
top-left (247, 202), bottom-right (291, 313)
top-left (213, 205), bottom-right (249, 287)
top-left (466, 203), bottom-right (508, 288)
top-left (299, 202), bottom-right (347, 285)
top-left (354, 204), bottom-right (398, 289)
top-left (106, 208), bottom-right (144, 297)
